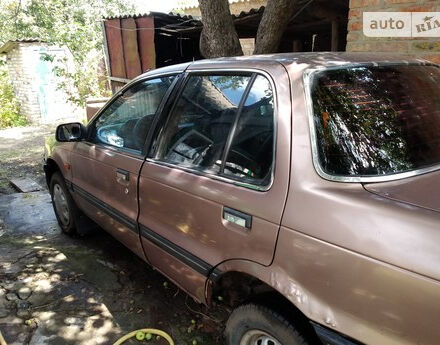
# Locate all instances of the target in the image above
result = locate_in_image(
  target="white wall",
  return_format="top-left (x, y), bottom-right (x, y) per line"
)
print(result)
top-left (6, 42), bottom-right (80, 124)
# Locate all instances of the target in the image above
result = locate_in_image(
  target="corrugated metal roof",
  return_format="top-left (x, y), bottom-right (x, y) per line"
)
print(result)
top-left (178, 0), bottom-right (263, 10)
top-left (0, 39), bottom-right (44, 54)
top-left (103, 1), bottom-right (315, 35)
top-left (232, 5), bottom-right (265, 19)
top-left (104, 11), bottom-right (197, 21)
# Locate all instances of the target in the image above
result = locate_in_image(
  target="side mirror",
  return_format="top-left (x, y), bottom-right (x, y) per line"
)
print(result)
top-left (55, 122), bottom-right (86, 142)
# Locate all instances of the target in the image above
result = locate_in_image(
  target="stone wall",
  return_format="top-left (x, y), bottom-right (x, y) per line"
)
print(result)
top-left (347, 0), bottom-right (440, 64)
top-left (6, 43), bottom-right (44, 124)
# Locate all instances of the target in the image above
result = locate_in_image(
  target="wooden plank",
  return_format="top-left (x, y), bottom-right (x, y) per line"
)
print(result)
top-left (331, 19), bottom-right (339, 51)
top-left (104, 19), bottom-right (126, 78)
top-left (101, 21), bottom-right (111, 86)
top-left (109, 76), bottom-right (131, 83)
top-left (10, 178), bottom-right (42, 193)
top-left (136, 16), bottom-right (156, 72)
top-left (293, 39), bottom-right (303, 52)
top-left (110, 80), bottom-right (127, 94)
top-left (121, 18), bottom-right (142, 79)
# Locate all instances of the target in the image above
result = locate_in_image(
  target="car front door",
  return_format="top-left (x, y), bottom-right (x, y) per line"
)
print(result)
top-left (137, 67), bottom-right (291, 302)
top-left (70, 75), bottom-right (176, 259)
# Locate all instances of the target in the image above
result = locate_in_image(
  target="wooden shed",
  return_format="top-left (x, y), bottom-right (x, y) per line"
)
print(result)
top-left (102, 12), bottom-right (202, 92)
top-left (102, 1), bottom-right (349, 91)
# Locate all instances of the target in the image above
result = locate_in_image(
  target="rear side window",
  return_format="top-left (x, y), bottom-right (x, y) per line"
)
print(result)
top-left (155, 75), bottom-right (252, 172)
top-left (224, 75), bottom-right (274, 182)
top-left (311, 65), bottom-right (440, 177)
top-left (154, 73), bottom-right (275, 186)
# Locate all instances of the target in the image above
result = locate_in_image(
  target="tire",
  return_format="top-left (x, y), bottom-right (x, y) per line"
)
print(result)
top-left (225, 303), bottom-right (309, 345)
top-left (50, 172), bottom-right (78, 235)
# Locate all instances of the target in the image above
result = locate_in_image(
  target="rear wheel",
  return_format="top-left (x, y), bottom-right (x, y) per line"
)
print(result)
top-left (225, 304), bottom-right (309, 345)
top-left (50, 172), bottom-right (77, 235)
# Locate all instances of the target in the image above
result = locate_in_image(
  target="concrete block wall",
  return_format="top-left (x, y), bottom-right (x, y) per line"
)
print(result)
top-left (347, 0), bottom-right (440, 64)
top-left (6, 43), bottom-right (44, 123)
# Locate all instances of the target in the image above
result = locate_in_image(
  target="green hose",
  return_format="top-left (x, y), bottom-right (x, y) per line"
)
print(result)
top-left (0, 329), bottom-right (7, 345)
top-left (113, 328), bottom-right (174, 345)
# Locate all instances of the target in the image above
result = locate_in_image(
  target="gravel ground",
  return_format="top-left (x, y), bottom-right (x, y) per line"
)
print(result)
top-left (0, 125), bottom-right (226, 345)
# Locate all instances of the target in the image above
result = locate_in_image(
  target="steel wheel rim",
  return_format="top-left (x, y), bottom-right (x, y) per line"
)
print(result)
top-left (240, 329), bottom-right (282, 345)
top-left (53, 184), bottom-right (70, 226)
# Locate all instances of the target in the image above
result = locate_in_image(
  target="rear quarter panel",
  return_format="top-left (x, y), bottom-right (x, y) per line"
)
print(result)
top-left (273, 63), bottom-right (440, 344)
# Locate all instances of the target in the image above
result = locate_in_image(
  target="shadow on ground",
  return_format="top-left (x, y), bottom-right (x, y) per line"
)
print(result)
top-left (0, 192), bottom-right (226, 345)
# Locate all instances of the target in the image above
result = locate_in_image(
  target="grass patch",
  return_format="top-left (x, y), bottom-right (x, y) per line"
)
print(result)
top-left (0, 63), bottom-right (27, 129)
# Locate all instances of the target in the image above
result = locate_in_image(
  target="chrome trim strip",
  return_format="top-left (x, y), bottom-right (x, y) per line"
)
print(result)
top-left (303, 62), bottom-right (440, 183)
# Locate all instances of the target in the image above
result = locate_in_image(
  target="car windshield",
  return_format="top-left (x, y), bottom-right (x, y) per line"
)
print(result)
top-left (310, 65), bottom-right (440, 177)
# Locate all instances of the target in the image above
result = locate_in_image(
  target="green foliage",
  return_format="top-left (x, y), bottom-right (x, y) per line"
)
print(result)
top-left (0, 61), bottom-right (27, 128)
top-left (0, 0), bottom-right (134, 107)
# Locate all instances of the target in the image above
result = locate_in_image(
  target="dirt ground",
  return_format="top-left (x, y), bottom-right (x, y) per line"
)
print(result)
top-left (0, 125), bottom-right (54, 194)
top-left (0, 126), bottom-right (227, 345)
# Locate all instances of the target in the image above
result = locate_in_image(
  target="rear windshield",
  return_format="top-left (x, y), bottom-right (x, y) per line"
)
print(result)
top-left (310, 65), bottom-right (440, 177)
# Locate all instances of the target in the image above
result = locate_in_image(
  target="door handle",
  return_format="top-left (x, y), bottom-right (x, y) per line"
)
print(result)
top-left (116, 169), bottom-right (130, 184)
top-left (223, 207), bottom-right (252, 229)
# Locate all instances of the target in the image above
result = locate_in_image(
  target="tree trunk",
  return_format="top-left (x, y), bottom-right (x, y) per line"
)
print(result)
top-left (254, 0), bottom-right (297, 54)
top-left (198, 0), bottom-right (243, 58)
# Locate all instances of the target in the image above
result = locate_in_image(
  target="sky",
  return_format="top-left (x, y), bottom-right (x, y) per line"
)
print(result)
top-left (133, 0), bottom-right (181, 13)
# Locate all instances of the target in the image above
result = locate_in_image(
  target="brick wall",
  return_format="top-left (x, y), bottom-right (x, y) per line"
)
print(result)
top-left (6, 43), bottom-right (45, 123)
top-left (5, 42), bottom-right (80, 124)
top-left (347, 0), bottom-right (440, 64)
top-left (183, 0), bottom-right (267, 17)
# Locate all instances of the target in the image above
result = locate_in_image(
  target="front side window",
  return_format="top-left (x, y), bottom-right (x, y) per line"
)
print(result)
top-left (92, 76), bottom-right (174, 151)
top-left (155, 74), bottom-right (252, 172)
top-left (154, 73), bottom-right (275, 186)
top-left (311, 65), bottom-right (440, 177)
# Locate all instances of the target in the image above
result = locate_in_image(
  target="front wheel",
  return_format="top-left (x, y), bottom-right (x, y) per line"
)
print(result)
top-left (50, 172), bottom-right (77, 235)
top-left (225, 304), bottom-right (309, 345)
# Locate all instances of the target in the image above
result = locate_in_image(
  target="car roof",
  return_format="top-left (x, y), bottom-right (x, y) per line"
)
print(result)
top-left (139, 52), bottom-right (437, 80)
top-left (189, 52), bottom-right (436, 69)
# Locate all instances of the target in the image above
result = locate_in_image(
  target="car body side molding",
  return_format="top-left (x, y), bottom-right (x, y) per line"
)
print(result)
top-left (311, 322), bottom-right (362, 345)
top-left (140, 225), bottom-right (222, 280)
top-left (71, 181), bottom-right (222, 280)
top-left (72, 182), bottom-right (138, 232)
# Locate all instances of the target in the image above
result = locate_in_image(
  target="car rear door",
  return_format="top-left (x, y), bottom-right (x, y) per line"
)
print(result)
top-left (70, 75), bottom-right (177, 259)
top-left (137, 64), bottom-right (291, 302)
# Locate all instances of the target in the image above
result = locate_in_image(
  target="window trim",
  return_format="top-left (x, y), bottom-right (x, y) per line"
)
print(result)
top-left (85, 72), bottom-right (180, 157)
top-left (148, 68), bottom-right (278, 192)
top-left (219, 73), bottom-right (257, 173)
top-left (303, 61), bottom-right (440, 183)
